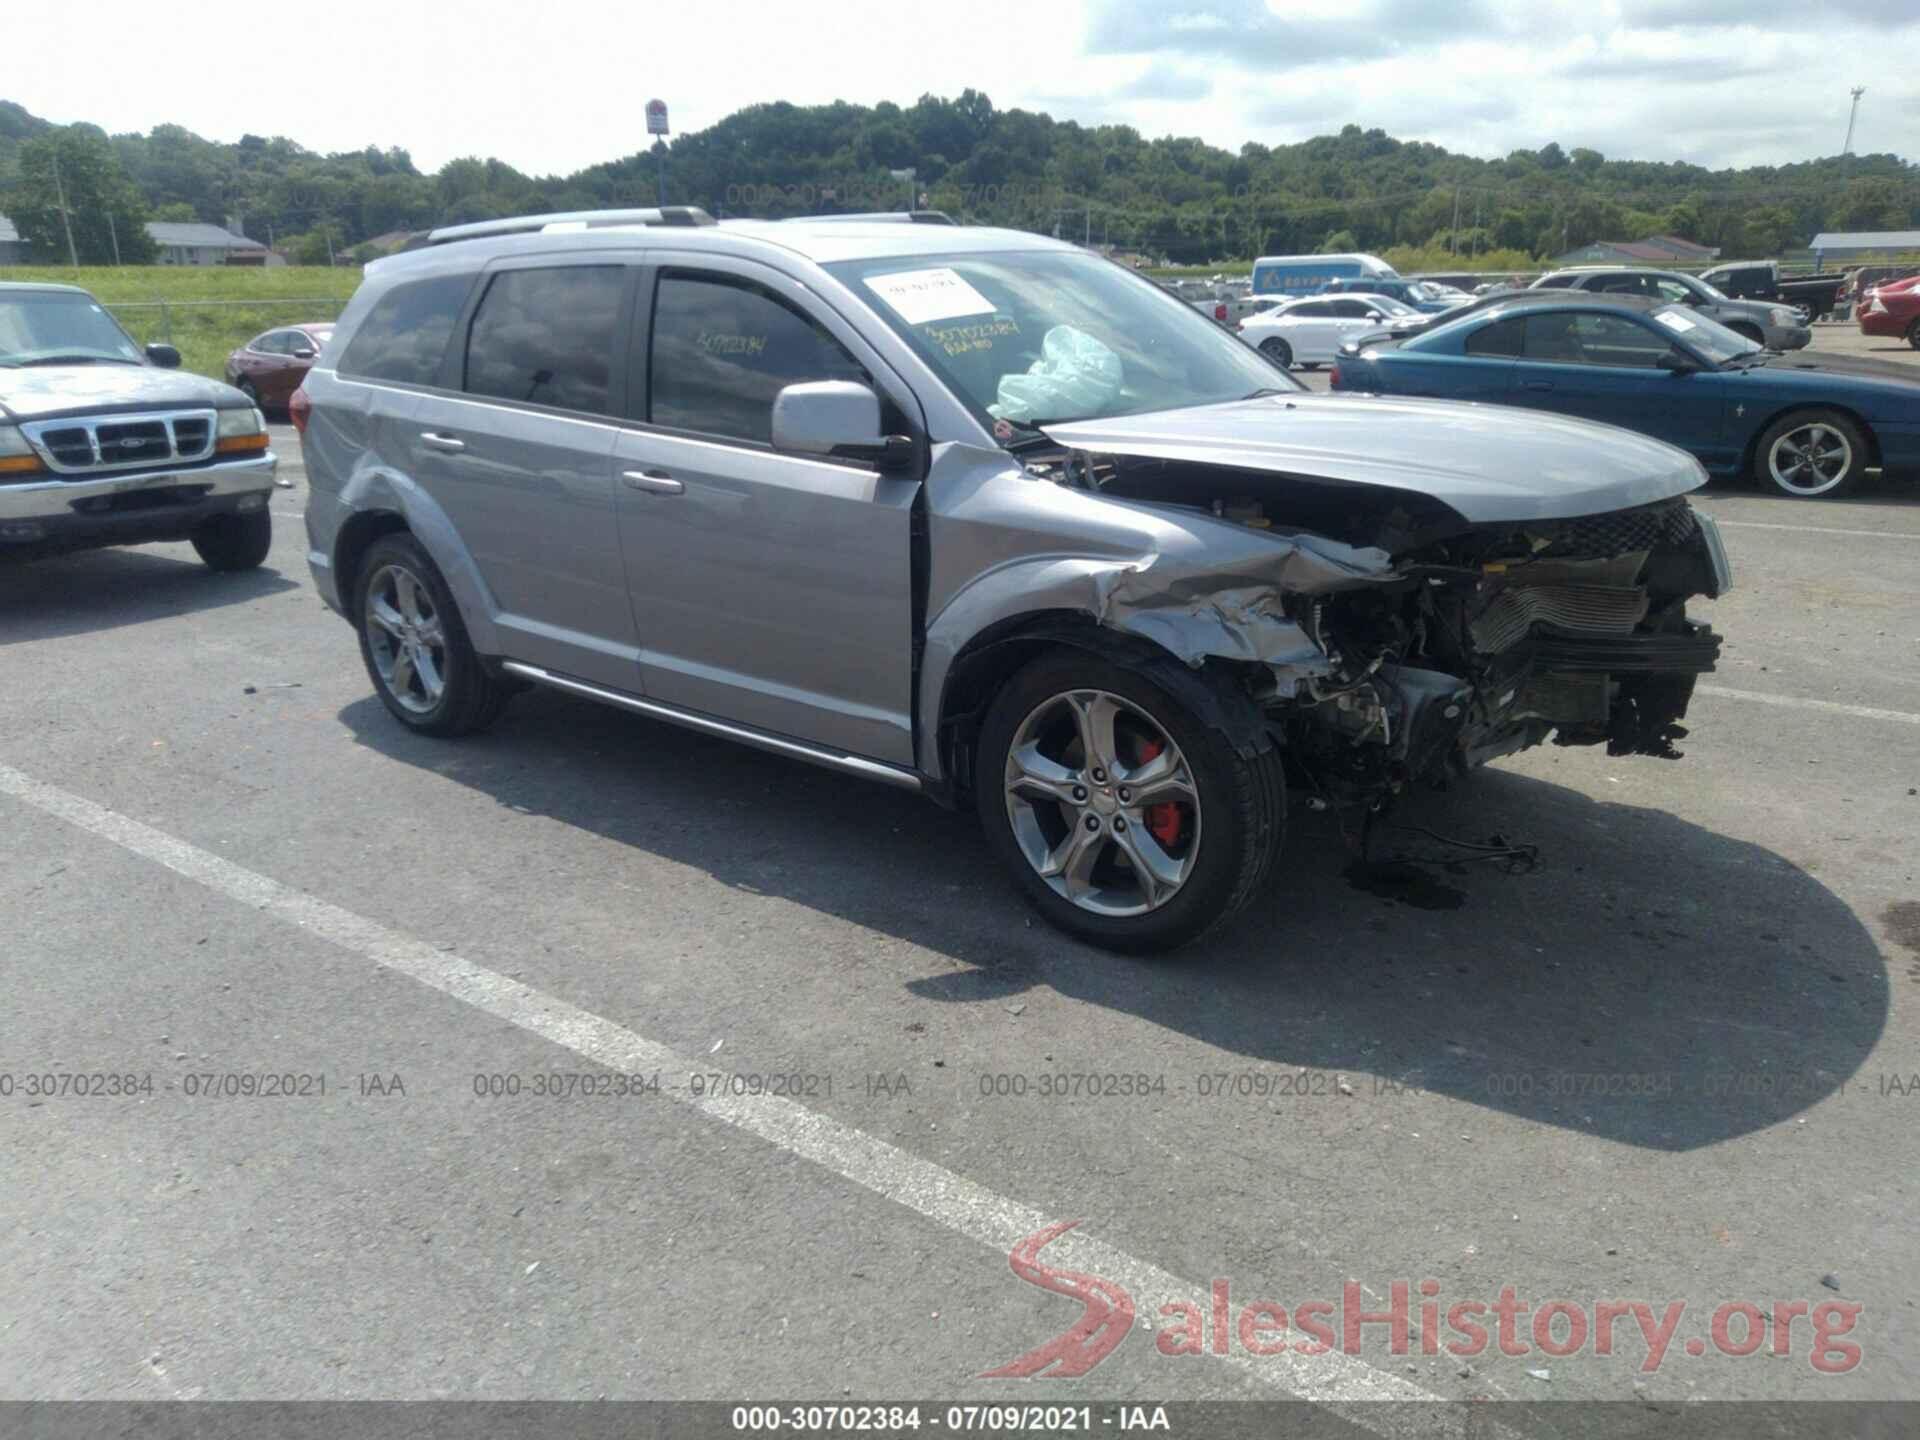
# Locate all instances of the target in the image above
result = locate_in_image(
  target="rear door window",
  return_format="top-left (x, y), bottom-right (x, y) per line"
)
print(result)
top-left (462, 265), bottom-right (626, 415)
top-left (338, 273), bottom-right (474, 386)
top-left (1465, 317), bottom-right (1527, 356)
top-left (648, 272), bottom-right (868, 445)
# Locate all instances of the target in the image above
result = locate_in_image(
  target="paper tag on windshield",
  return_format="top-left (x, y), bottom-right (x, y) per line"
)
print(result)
top-left (1653, 311), bottom-right (1697, 332)
top-left (865, 268), bottom-right (995, 326)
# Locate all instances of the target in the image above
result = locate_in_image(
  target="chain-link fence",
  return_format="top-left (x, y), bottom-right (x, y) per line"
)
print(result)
top-left (104, 298), bottom-right (352, 381)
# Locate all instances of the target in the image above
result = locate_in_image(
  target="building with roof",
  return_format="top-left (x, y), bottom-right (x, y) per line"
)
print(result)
top-left (0, 214), bottom-right (27, 264)
top-left (1553, 235), bottom-right (1721, 267)
top-left (145, 221), bottom-right (270, 266)
top-left (1808, 230), bottom-right (1920, 262)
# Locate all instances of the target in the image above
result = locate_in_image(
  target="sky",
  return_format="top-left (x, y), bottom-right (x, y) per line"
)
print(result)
top-left (8, 0), bottom-right (1916, 175)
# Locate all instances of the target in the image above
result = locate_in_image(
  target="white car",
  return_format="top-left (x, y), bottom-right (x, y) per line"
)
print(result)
top-left (1237, 293), bottom-right (1418, 369)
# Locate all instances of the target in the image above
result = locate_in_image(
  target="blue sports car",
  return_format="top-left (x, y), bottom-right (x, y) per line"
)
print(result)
top-left (1330, 294), bottom-right (1920, 499)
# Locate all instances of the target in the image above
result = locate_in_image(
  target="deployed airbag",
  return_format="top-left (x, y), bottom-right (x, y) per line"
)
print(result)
top-left (989, 325), bottom-right (1123, 423)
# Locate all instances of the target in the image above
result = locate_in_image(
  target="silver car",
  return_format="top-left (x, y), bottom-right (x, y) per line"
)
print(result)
top-left (300, 209), bottom-right (1732, 951)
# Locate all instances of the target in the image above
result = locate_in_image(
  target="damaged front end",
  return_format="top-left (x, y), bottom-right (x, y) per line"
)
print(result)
top-left (1028, 431), bottom-right (1731, 809)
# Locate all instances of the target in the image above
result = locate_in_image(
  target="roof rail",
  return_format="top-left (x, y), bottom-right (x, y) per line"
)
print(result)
top-left (783, 210), bottom-right (958, 226)
top-left (404, 207), bottom-right (717, 250)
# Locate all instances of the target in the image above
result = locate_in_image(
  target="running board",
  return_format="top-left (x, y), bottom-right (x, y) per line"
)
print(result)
top-left (500, 662), bottom-right (924, 793)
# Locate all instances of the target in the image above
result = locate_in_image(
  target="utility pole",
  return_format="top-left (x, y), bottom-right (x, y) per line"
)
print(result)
top-left (50, 146), bottom-right (79, 267)
top-left (1449, 185), bottom-right (1462, 256)
top-left (1842, 86), bottom-right (1866, 155)
top-left (107, 211), bottom-right (120, 266)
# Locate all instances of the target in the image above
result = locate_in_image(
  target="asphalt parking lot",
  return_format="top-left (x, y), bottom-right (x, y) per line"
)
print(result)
top-left (4, 329), bottom-right (1917, 1427)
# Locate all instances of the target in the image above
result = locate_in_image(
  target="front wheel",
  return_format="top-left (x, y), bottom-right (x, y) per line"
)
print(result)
top-left (974, 651), bottom-right (1285, 953)
top-left (1258, 336), bottom-right (1293, 369)
top-left (1754, 409), bottom-right (1868, 499)
top-left (191, 508), bottom-right (271, 571)
top-left (1907, 319), bottom-right (1920, 351)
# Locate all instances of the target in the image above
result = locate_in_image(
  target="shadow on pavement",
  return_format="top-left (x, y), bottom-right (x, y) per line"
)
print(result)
top-left (342, 687), bottom-right (1890, 1154)
top-left (0, 547), bottom-right (298, 645)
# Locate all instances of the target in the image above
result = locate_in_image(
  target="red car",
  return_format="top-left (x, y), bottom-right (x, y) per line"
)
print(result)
top-left (224, 323), bottom-right (335, 410)
top-left (1855, 277), bottom-right (1920, 349)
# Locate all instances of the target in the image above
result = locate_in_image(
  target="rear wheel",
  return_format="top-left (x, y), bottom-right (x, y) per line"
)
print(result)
top-left (974, 651), bottom-right (1285, 953)
top-left (1727, 322), bottom-right (1764, 345)
top-left (355, 533), bottom-right (511, 736)
top-left (1754, 409), bottom-right (1868, 499)
top-left (1258, 336), bottom-right (1293, 369)
top-left (1907, 319), bottom-right (1920, 351)
top-left (190, 509), bottom-right (271, 571)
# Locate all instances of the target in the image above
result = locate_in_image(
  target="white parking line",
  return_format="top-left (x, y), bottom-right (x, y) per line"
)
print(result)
top-left (1710, 519), bottom-right (1920, 541)
top-left (0, 760), bottom-right (1468, 1434)
top-left (1698, 684), bottom-right (1920, 726)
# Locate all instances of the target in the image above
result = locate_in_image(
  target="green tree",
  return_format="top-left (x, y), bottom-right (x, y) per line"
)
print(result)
top-left (12, 127), bottom-right (156, 263)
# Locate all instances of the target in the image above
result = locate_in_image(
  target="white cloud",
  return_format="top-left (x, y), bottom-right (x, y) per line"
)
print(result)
top-left (2, 0), bottom-right (1912, 173)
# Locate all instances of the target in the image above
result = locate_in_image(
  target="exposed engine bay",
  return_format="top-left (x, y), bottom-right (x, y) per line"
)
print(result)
top-left (1033, 448), bottom-right (1730, 806)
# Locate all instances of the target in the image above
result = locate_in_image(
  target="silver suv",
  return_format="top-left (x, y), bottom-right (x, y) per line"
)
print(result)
top-left (301, 208), bottom-right (1732, 951)
top-left (1532, 267), bottom-right (1811, 351)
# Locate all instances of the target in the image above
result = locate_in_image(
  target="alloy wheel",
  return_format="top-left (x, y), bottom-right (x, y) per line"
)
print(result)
top-left (1766, 422), bottom-right (1852, 497)
top-left (363, 563), bottom-right (448, 715)
top-left (1002, 688), bottom-right (1202, 917)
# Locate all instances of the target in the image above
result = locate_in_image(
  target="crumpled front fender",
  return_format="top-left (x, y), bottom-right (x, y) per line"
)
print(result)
top-left (916, 517), bottom-right (1397, 780)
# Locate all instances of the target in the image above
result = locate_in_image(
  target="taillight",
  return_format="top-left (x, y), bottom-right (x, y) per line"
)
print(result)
top-left (1215, 303), bottom-right (1228, 322)
top-left (1329, 363), bottom-right (1343, 389)
top-left (289, 385), bottom-right (312, 436)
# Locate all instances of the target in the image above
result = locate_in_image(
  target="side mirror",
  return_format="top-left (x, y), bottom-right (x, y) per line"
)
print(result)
top-left (292, 346), bottom-right (317, 360)
top-left (1365, 310), bottom-right (1384, 321)
top-left (145, 343), bottom-right (182, 369)
top-left (771, 381), bottom-right (912, 468)
top-left (1656, 352), bottom-right (1698, 375)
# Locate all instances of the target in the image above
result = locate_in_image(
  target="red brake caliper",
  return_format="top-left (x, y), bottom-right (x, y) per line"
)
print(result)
top-left (1134, 738), bottom-right (1184, 848)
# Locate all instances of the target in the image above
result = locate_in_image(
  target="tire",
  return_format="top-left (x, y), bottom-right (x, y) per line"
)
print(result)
top-left (973, 650), bottom-right (1286, 953)
top-left (1258, 336), bottom-right (1293, 369)
top-left (1753, 409), bottom-right (1869, 500)
top-left (235, 378), bottom-right (260, 406)
top-left (190, 508), bottom-right (272, 571)
top-left (1907, 319), bottom-right (1920, 352)
top-left (1727, 323), bottom-right (1764, 345)
top-left (354, 532), bottom-right (511, 736)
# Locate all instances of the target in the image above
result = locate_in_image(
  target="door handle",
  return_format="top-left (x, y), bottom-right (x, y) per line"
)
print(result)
top-left (622, 469), bottom-right (684, 496)
top-left (420, 431), bottom-right (466, 454)
top-left (1520, 380), bottom-right (1554, 392)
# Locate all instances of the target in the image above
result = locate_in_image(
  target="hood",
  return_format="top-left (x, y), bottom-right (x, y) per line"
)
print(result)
top-left (1742, 349), bottom-right (1920, 391)
top-left (1709, 296), bottom-right (1790, 322)
top-left (1041, 394), bottom-right (1706, 524)
top-left (0, 364), bottom-right (248, 424)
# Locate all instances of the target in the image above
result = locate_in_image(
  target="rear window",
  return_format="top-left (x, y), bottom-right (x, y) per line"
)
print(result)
top-left (338, 273), bottom-right (473, 386)
top-left (463, 266), bottom-right (625, 415)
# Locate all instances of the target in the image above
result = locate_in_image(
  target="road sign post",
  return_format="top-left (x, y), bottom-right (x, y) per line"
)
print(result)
top-left (646, 100), bottom-right (670, 206)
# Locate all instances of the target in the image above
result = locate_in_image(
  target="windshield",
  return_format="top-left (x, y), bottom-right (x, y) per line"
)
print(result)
top-left (826, 250), bottom-right (1301, 433)
top-left (1368, 296), bottom-right (1419, 317)
top-left (0, 292), bottom-right (144, 366)
top-left (1650, 304), bottom-right (1760, 363)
